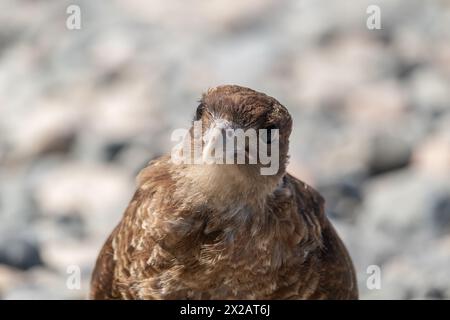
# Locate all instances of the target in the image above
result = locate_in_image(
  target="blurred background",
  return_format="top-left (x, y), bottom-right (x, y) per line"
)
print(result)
top-left (0, 0), bottom-right (449, 299)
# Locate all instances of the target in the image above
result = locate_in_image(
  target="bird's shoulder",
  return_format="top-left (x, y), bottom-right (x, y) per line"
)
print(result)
top-left (91, 155), bottom-right (179, 298)
top-left (90, 224), bottom-right (119, 299)
top-left (284, 174), bottom-right (358, 299)
top-left (284, 173), bottom-right (326, 227)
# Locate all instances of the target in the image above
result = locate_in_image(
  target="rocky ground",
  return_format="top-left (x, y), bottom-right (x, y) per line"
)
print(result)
top-left (0, 0), bottom-right (449, 299)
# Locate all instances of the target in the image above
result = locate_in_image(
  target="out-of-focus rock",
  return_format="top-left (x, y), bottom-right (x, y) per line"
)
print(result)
top-left (86, 82), bottom-right (162, 143)
top-left (363, 171), bottom-right (445, 237)
top-left (2, 101), bottom-right (81, 161)
top-left (293, 36), bottom-right (387, 109)
top-left (119, 0), bottom-right (277, 34)
top-left (375, 235), bottom-right (450, 299)
top-left (409, 68), bottom-right (450, 116)
top-left (353, 169), bottom-right (447, 273)
top-left (434, 42), bottom-right (450, 76)
top-left (90, 31), bottom-right (135, 73)
top-left (0, 265), bottom-right (24, 298)
top-left (40, 241), bottom-right (98, 274)
top-left (0, 234), bottom-right (43, 270)
top-left (32, 163), bottom-right (134, 236)
top-left (318, 180), bottom-right (363, 223)
top-left (413, 130), bottom-right (450, 176)
top-left (2, 267), bottom-right (87, 300)
top-left (344, 81), bottom-right (408, 125)
top-left (368, 132), bottom-right (412, 176)
top-left (432, 195), bottom-right (450, 235)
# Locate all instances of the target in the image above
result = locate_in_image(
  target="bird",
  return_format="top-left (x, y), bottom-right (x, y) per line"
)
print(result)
top-left (90, 85), bottom-right (358, 300)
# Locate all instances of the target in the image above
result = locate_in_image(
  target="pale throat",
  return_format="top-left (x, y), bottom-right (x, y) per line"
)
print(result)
top-left (178, 162), bottom-right (283, 209)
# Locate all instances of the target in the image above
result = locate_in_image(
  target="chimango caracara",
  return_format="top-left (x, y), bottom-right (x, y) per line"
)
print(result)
top-left (90, 85), bottom-right (358, 299)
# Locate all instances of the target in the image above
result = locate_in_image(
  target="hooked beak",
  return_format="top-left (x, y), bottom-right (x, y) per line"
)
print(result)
top-left (202, 120), bottom-right (235, 164)
top-left (202, 119), bottom-right (257, 165)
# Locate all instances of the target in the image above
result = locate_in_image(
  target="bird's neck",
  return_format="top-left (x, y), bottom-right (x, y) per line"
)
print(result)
top-left (172, 163), bottom-right (284, 210)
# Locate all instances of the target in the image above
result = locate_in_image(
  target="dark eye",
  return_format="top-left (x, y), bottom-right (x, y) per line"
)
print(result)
top-left (195, 103), bottom-right (204, 120)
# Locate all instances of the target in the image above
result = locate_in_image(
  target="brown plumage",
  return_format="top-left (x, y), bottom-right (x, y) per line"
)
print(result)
top-left (90, 85), bottom-right (358, 299)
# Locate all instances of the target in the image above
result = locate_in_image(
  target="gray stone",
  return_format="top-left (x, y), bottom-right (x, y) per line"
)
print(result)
top-left (0, 234), bottom-right (43, 270)
top-left (432, 195), bottom-right (450, 235)
top-left (368, 133), bottom-right (412, 176)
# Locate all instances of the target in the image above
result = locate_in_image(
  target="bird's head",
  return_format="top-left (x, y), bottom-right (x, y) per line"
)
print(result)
top-left (181, 85), bottom-right (292, 191)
